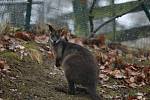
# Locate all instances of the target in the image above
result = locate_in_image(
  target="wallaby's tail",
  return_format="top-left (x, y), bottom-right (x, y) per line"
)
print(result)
top-left (90, 92), bottom-right (102, 100)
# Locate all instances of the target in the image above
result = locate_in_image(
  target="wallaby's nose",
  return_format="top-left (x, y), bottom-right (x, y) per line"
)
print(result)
top-left (53, 40), bottom-right (57, 43)
top-left (52, 36), bottom-right (59, 43)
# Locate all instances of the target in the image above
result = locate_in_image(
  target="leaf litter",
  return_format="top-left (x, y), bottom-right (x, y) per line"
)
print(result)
top-left (0, 31), bottom-right (150, 100)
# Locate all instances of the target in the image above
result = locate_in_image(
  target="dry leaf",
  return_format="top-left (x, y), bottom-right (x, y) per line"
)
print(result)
top-left (34, 34), bottom-right (49, 44)
top-left (48, 51), bottom-right (54, 59)
top-left (110, 69), bottom-right (126, 79)
top-left (129, 83), bottom-right (138, 88)
top-left (15, 32), bottom-right (34, 41)
top-left (127, 96), bottom-right (137, 100)
top-left (129, 77), bottom-right (135, 83)
top-left (0, 60), bottom-right (5, 69)
top-left (99, 74), bottom-right (109, 81)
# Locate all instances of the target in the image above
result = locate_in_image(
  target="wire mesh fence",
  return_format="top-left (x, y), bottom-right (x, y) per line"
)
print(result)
top-left (0, 0), bottom-right (27, 27)
top-left (0, 0), bottom-right (44, 27)
top-left (0, 0), bottom-right (150, 49)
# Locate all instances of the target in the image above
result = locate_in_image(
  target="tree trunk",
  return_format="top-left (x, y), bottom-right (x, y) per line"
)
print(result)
top-left (72, 0), bottom-right (89, 37)
top-left (25, 0), bottom-right (32, 31)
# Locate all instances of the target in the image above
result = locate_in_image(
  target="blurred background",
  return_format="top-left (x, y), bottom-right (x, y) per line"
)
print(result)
top-left (0, 0), bottom-right (150, 49)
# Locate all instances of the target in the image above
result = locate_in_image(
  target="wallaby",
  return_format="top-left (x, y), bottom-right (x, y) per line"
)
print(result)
top-left (48, 24), bottom-right (102, 100)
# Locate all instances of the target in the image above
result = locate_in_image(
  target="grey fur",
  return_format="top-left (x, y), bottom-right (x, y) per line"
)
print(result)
top-left (48, 24), bottom-right (102, 100)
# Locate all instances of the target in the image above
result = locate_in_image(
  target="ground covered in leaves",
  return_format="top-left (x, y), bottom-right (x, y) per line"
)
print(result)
top-left (0, 32), bottom-right (150, 100)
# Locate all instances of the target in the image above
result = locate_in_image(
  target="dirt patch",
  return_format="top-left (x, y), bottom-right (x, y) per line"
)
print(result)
top-left (0, 49), bottom-right (92, 100)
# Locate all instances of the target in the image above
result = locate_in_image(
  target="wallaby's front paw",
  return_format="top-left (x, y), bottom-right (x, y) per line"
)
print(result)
top-left (56, 58), bottom-right (61, 67)
top-left (55, 62), bottom-right (60, 67)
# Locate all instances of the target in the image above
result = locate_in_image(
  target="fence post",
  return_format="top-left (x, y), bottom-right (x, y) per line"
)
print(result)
top-left (111, 0), bottom-right (116, 41)
top-left (25, 0), bottom-right (32, 31)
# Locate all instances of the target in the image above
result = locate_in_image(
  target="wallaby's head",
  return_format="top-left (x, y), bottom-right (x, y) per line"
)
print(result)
top-left (47, 24), bottom-right (68, 45)
top-left (47, 24), bottom-right (68, 68)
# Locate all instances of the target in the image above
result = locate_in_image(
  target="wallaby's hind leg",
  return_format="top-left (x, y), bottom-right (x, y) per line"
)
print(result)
top-left (87, 86), bottom-right (101, 100)
top-left (68, 80), bottom-right (75, 95)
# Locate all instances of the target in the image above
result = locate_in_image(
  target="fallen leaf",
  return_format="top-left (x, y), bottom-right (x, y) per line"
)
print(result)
top-left (0, 60), bottom-right (5, 69)
top-left (34, 34), bottom-right (49, 44)
top-left (129, 77), bottom-right (135, 83)
top-left (127, 96), bottom-right (137, 100)
top-left (15, 32), bottom-right (34, 41)
top-left (48, 51), bottom-right (54, 59)
top-left (110, 69), bottom-right (126, 79)
top-left (99, 74), bottom-right (109, 81)
top-left (129, 83), bottom-right (138, 88)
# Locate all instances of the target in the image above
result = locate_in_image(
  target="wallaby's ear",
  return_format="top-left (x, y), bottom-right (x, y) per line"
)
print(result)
top-left (58, 27), bottom-right (68, 37)
top-left (58, 27), bottom-right (69, 42)
top-left (58, 27), bottom-right (66, 35)
top-left (47, 23), bottom-right (55, 33)
top-left (64, 37), bottom-right (68, 42)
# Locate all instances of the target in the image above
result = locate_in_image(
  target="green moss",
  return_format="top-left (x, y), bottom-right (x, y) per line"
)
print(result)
top-left (0, 51), bottom-right (20, 61)
top-left (23, 42), bottom-right (38, 50)
top-left (127, 89), bottom-right (138, 96)
top-left (22, 55), bottom-right (33, 62)
top-left (141, 60), bottom-right (150, 66)
top-left (139, 85), bottom-right (150, 93)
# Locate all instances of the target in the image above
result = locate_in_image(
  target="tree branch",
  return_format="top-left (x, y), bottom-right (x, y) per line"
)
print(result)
top-left (89, 0), bottom-right (146, 37)
top-left (140, 0), bottom-right (150, 22)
